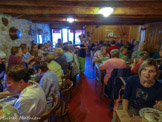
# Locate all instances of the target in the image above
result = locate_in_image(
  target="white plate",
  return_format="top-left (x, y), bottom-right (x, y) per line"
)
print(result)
top-left (139, 108), bottom-right (162, 122)
top-left (0, 96), bottom-right (17, 108)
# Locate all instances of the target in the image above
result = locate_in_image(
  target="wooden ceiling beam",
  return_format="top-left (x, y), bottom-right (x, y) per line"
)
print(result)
top-left (19, 15), bottom-right (162, 20)
top-left (21, 15), bottom-right (162, 21)
top-left (11, 14), bottom-right (102, 19)
top-left (33, 19), bottom-right (162, 23)
top-left (10, 14), bottom-right (162, 25)
top-left (58, 0), bottom-right (160, 1)
top-left (33, 20), bottom-right (159, 25)
top-left (1, 6), bottom-right (162, 15)
top-left (12, 14), bottom-right (162, 19)
top-left (0, 1), bottom-right (162, 8)
top-left (0, 0), bottom-right (162, 9)
top-left (27, 18), bottom-right (162, 24)
top-left (49, 21), bottom-right (146, 26)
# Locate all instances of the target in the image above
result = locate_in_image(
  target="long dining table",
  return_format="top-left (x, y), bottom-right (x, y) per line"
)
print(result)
top-left (94, 62), bottom-right (105, 88)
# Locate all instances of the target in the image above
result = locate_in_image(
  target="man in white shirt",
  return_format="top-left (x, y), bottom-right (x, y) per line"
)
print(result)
top-left (4, 65), bottom-right (47, 122)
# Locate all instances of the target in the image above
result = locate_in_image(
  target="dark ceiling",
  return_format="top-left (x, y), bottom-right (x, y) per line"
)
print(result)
top-left (1, 0), bottom-right (162, 27)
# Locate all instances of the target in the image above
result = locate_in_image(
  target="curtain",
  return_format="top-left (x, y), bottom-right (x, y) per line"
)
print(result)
top-left (140, 28), bottom-right (146, 42)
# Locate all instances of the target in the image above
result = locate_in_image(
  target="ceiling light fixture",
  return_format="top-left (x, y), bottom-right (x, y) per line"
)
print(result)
top-left (98, 7), bottom-right (114, 17)
top-left (67, 18), bottom-right (75, 23)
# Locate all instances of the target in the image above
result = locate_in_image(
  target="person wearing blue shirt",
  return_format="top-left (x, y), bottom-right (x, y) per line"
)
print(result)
top-left (152, 48), bottom-right (162, 59)
top-left (111, 59), bottom-right (162, 122)
top-left (20, 44), bottom-right (34, 64)
top-left (63, 45), bottom-right (73, 63)
top-left (123, 59), bottom-right (162, 110)
top-left (35, 62), bottom-right (60, 109)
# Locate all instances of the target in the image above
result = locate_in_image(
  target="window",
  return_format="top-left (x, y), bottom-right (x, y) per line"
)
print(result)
top-left (69, 29), bottom-right (74, 44)
top-left (52, 29), bottom-right (61, 48)
top-left (62, 28), bottom-right (68, 43)
top-left (140, 28), bottom-right (146, 42)
top-left (75, 30), bottom-right (83, 44)
top-left (52, 28), bottom-right (84, 46)
top-left (37, 34), bottom-right (43, 44)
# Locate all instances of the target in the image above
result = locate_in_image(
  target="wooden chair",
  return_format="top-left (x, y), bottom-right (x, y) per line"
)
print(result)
top-left (38, 93), bottom-right (59, 122)
top-left (60, 69), bottom-right (71, 90)
top-left (156, 70), bottom-right (162, 80)
top-left (55, 79), bottom-right (73, 122)
top-left (68, 61), bottom-right (73, 71)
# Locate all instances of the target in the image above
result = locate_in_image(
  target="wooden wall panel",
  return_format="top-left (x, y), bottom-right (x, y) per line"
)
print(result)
top-left (145, 23), bottom-right (162, 52)
top-left (85, 25), bottom-right (140, 44)
top-left (128, 26), bottom-right (140, 42)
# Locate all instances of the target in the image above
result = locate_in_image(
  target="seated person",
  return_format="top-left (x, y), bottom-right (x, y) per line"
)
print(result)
top-left (38, 44), bottom-right (45, 56)
top-left (158, 62), bottom-right (162, 81)
top-left (112, 59), bottom-right (162, 122)
top-left (152, 48), bottom-right (162, 60)
top-left (44, 53), bottom-right (64, 88)
top-left (65, 41), bottom-right (76, 53)
top-left (123, 59), bottom-right (162, 111)
top-left (54, 48), bottom-right (68, 74)
top-left (30, 44), bottom-right (41, 59)
top-left (55, 38), bottom-right (63, 48)
top-left (116, 39), bottom-right (123, 48)
top-left (43, 42), bottom-right (50, 52)
top-left (99, 50), bottom-right (127, 85)
top-left (0, 51), bottom-right (6, 92)
top-left (93, 46), bottom-right (110, 63)
top-left (124, 41), bottom-right (133, 59)
top-left (20, 44), bottom-right (35, 65)
top-left (8, 46), bottom-right (25, 69)
top-left (131, 52), bottom-right (149, 75)
top-left (63, 45), bottom-right (73, 63)
top-left (47, 41), bottom-right (53, 52)
top-left (133, 40), bottom-right (139, 52)
top-left (107, 40), bottom-right (120, 55)
top-left (0, 65), bottom-right (47, 121)
top-left (35, 62), bottom-right (60, 109)
top-left (94, 42), bottom-right (100, 51)
top-left (131, 42), bottom-right (146, 59)
top-left (0, 51), bottom-right (6, 81)
top-left (119, 46), bottom-right (128, 62)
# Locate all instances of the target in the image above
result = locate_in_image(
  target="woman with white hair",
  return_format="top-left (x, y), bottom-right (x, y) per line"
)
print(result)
top-left (99, 49), bottom-right (127, 85)
top-left (131, 42), bottom-right (146, 59)
top-left (133, 40), bottom-right (139, 51)
top-left (93, 46), bottom-right (110, 63)
top-left (44, 53), bottom-right (64, 88)
top-left (0, 51), bottom-right (6, 80)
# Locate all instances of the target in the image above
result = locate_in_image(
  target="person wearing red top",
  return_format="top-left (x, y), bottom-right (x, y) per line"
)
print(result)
top-left (108, 40), bottom-right (120, 55)
top-left (8, 46), bottom-right (25, 68)
top-left (131, 52), bottom-right (149, 75)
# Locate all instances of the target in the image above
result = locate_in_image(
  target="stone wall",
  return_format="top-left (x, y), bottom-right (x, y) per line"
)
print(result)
top-left (0, 14), bottom-right (51, 61)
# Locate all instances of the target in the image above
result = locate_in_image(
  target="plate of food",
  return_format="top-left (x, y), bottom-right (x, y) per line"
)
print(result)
top-left (130, 116), bottom-right (148, 122)
top-left (154, 101), bottom-right (162, 111)
top-left (139, 108), bottom-right (162, 122)
top-left (0, 96), bottom-right (17, 108)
